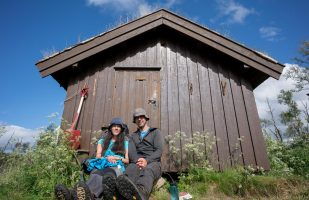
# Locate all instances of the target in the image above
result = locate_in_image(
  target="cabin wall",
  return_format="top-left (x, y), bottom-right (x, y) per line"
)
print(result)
top-left (61, 34), bottom-right (269, 171)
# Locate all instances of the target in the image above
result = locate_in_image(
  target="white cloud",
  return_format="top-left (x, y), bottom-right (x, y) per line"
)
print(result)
top-left (215, 0), bottom-right (255, 24)
top-left (138, 3), bottom-right (153, 16)
top-left (254, 64), bottom-right (308, 122)
top-left (86, 0), bottom-right (180, 17)
top-left (259, 26), bottom-right (281, 41)
top-left (0, 124), bottom-right (40, 152)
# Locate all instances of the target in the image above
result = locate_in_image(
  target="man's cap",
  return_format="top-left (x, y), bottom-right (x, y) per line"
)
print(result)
top-left (133, 108), bottom-right (149, 122)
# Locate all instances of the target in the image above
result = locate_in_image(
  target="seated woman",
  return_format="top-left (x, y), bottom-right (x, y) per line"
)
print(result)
top-left (55, 117), bottom-right (129, 200)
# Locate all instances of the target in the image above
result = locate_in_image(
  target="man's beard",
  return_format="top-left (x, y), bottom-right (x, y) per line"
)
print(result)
top-left (138, 122), bottom-right (146, 129)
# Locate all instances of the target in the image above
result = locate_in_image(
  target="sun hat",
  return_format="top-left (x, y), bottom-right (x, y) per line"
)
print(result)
top-left (101, 117), bottom-right (125, 131)
top-left (132, 108), bottom-right (149, 122)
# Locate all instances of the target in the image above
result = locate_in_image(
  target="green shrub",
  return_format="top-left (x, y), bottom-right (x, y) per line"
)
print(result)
top-left (265, 137), bottom-right (294, 177)
top-left (265, 135), bottom-right (309, 178)
top-left (0, 124), bottom-right (80, 199)
top-left (282, 136), bottom-right (309, 178)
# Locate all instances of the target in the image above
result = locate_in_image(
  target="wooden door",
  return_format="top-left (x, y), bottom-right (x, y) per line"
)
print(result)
top-left (112, 69), bottom-right (161, 133)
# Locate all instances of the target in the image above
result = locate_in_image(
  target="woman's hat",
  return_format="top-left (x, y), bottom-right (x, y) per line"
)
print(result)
top-left (109, 117), bottom-right (125, 129)
top-left (101, 117), bottom-right (125, 131)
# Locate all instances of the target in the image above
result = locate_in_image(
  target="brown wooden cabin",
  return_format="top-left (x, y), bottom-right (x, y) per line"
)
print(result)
top-left (35, 9), bottom-right (284, 172)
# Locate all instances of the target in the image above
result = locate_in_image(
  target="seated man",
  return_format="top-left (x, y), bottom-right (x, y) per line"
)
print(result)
top-left (116, 108), bottom-right (163, 200)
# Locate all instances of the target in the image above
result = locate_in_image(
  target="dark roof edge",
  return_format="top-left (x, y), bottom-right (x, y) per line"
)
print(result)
top-left (35, 9), bottom-right (284, 79)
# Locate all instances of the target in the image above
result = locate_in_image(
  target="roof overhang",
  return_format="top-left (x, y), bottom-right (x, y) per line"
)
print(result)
top-left (36, 9), bottom-right (284, 82)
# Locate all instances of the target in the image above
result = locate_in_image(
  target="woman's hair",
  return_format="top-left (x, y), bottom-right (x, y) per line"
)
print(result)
top-left (102, 128), bottom-right (125, 156)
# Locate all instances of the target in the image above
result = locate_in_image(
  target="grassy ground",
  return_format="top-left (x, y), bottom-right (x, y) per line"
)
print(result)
top-left (150, 172), bottom-right (309, 200)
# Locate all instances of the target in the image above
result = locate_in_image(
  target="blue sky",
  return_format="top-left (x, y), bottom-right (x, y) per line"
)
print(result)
top-left (0, 0), bottom-right (308, 133)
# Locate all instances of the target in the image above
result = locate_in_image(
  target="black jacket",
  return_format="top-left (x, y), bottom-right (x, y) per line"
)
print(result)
top-left (128, 128), bottom-right (163, 163)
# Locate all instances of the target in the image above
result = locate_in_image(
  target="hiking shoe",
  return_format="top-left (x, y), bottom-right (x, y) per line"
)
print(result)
top-left (55, 184), bottom-right (72, 200)
top-left (72, 181), bottom-right (93, 200)
top-left (116, 175), bottom-right (147, 200)
top-left (102, 174), bottom-right (117, 200)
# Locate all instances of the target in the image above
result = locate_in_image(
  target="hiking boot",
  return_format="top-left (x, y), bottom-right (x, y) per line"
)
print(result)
top-left (72, 181), bottom-right (94, 200)
top-left (101, 174), bottom-right (117, 200)
top-left (55, 184), bottom-right (72, 200)
top-left (116, 175), bottom-right (147, 200)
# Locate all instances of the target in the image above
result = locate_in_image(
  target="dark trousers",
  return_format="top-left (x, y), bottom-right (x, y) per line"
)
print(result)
top-left (124, 162), bottom-right (161, 195)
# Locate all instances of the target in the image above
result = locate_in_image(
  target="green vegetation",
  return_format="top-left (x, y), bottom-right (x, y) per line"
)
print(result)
top-left (0, 124), bottom-right (80, 199)
top-left (2, 121), bottom-right (308, 200)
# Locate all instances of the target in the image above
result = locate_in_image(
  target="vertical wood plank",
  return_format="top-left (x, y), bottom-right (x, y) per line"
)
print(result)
top-left (81, 70), bottom-right (99, 152)
top-left (145, 71), bottom-right (153, 127)
top-left (120, 70), bottom-right (131, 127)
top-left (207, 60), bottom-right (231, 170)
top-left (241, 78), bottom-right (270, 170)
top-left (176, 44), bottom-right (191, 170)
top-left (135, 71), bottom-right (143, 108)
top-left (141, 71), bottom-right (148, 110)
top-left (197, 57), bottom-right (218, 169)
top-left (218, 66), bottom-right (243, 166)
top-left (112, 70), bottom-right (124, 118)
top-left (73, 71), bottom-right (90, 151)
top-left (187, 51), bottom-right (205, 166)
top-left (167, 42), bottom-right (181, 171)
top-left (159, 41), bottom-right (170, 172)
top-left (151, 71), bottom-right (161, 129)
top-left (62, 76), bottom-right (79, 130)
top-left (90, 65), bottom-right (110, 157)
top-left (186, 51), bottom-right (203, 133)
top-left (229, 71), bottom-right (255, 167)
top-left (128, 71), bottom-right (137, 132)
top-left (102, 67), bottom-right (115, 128)
top-left (120, 70), bottom-right (129, 120)
top-left (147, 41), bottom-right (156, 66)
top-left (75, 73), bottom-right (89, 131)
top-left (91, 66), bottom-right (109, 132)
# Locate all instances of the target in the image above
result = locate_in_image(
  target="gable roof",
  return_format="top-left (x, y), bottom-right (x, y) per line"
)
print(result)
top-left (36, 9), bottom-right (284, 80)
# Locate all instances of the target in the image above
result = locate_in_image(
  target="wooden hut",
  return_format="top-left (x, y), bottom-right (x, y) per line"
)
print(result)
top-left (36, 9), bottom-right (284, 172)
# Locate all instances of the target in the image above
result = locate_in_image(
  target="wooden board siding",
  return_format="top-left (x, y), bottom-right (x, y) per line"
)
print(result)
top-left (241, 78), bottom-right (270, 170)
top-left (166, 42), bottom-right (181, 171)
top-left (80, 70), bottom-right (98, 152)
top-left (60, 36), bottom-right (269, 171)
top-left (62, 76), bottom-right (79, 129)
top-left (218, 65), bottom-right (244, 167)
top-left (176, 44), bottom-right (192, 171)
top-left (158, 41), bottom-right (170, 171)
top-left (208, 60), bottom-right (231, 170)
top-left (197, 57), bottom-right (219, 169)
top-left (229, 71), bottom-right (256, 167)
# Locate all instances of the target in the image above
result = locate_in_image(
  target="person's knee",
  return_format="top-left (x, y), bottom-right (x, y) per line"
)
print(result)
top-left (145, 162), bottom-right (161, 179)
top-left (125, 163), bottom-right (139, 175)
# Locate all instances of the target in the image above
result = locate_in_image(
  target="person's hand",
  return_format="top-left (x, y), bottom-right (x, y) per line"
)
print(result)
top-left (136, 158), bottom-right (147, 169)
top-left (107, 156), bottom-right (117, 163)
